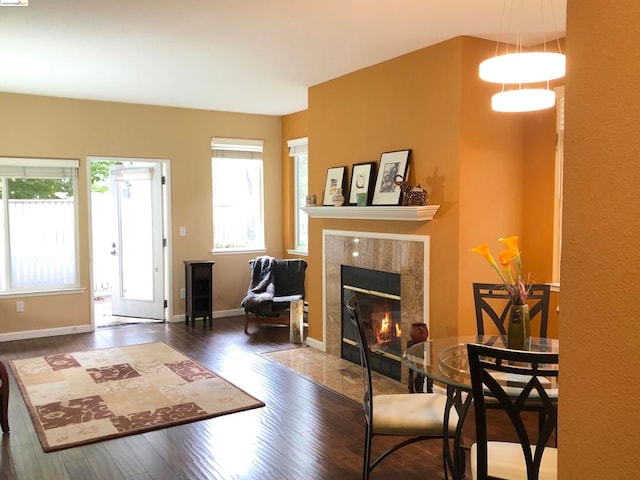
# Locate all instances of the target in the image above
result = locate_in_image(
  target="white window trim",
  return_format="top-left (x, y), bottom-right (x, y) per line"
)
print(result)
top-left (211, 137), bottom-right (265, 252)
top-left (0, 157), bottom-right (81, 292)
top-left (288, 137), bottom-right (308, 255)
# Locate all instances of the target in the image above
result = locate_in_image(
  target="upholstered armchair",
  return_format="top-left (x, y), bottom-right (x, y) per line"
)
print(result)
top-left (241, 257), bottom-right (307, 334)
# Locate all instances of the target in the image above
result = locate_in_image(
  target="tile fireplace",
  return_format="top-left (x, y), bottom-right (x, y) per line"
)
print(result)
top-left (322, 230), bottom-right (430, 384)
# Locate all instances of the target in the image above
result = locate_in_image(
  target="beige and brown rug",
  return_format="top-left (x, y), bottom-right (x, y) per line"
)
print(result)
top-left (10, 342), bottom-right (264, 452)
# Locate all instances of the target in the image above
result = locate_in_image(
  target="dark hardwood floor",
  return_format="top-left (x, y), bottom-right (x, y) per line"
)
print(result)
top-left (0, 316), bottom-right (520, 480)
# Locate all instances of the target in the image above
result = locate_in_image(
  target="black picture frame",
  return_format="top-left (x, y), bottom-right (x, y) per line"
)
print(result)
top-left (372, 149), bottom-right (411, 206)
top-left (323, 166), bottom-right (347, 206)
top-left (348, 162), bottom-right (376, 205)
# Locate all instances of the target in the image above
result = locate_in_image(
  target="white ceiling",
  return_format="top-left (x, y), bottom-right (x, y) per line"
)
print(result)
top-left (0, 0), bottom-right (566, 116)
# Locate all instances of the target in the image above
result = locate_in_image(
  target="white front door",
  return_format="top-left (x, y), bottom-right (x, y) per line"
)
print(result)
top-left (109, 163), bottom-right (165, 320)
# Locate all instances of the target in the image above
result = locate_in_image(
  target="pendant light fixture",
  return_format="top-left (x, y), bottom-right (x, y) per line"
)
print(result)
top-left (479, 51), bottom-right (565, 84)
top-left (491, 88), bottom-right (556, 113)
top-left (479, 0), bottom-right (565, 112)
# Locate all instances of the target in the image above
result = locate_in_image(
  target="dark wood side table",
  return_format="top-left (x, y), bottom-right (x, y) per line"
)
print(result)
top-left (183, 260), bottom-right (215, 328)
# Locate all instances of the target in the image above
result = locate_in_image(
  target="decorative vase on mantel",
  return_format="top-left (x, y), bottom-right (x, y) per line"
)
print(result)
top-left (507, 304), bottom-right (531, 350)
top-left (331, 187), bottom-right (345, 207)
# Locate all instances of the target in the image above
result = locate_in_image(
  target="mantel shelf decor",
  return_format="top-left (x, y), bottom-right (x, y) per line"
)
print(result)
top-left (302, 205), bottom-right (440, 222)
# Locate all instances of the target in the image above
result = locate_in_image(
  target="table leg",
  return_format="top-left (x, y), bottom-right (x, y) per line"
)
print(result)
top-left (406, 340), bottom-right (433, 394)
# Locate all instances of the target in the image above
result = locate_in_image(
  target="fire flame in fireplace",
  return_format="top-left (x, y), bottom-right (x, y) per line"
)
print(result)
top-left (375, 312), bottom-right (401, 344)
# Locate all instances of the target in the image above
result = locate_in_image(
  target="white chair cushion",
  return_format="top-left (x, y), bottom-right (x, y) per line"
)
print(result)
top-left (372, 393), bottom-right (458, 436)
top-left (470, 442), bottom-right (557, 480)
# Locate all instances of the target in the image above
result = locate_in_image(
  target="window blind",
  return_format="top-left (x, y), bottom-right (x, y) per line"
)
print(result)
top-left (0, 158), bottom-right (78, 178)
top-left (212, 138), bottom-right (263, 160)
top-left (287, 137), bottom-right (308, 157)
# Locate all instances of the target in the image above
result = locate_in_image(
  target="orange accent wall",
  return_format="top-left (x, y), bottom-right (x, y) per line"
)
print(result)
top-left (458, 38), bottom-right (527, 336)
top-left (523, 108), bottom-right (557, 283)
top-left (560, 1), bottom-right (640, 476)
top-left (304, 36), bottom-right (558, 343)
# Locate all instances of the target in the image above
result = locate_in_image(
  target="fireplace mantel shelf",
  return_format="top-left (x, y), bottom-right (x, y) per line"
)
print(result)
top-left (302, 205), bottom-right (440, 221)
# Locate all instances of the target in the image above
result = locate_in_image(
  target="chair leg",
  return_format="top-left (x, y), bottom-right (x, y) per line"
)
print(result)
top-left (426, 376), bottom-right (434, 393)
top-left (244, 312), bottom-right (249, 334)
top-left (363, 431), bottom-right (372, 480)
top-left (0, 362), bottom-right (9, 433)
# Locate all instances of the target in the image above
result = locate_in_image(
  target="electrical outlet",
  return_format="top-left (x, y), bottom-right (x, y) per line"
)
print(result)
top-left (180, 288), bottom-right (186, 299)
top-left (16, 301), bottom-right (24, 312)
top-left (179, 226), bottom-right (186, 236)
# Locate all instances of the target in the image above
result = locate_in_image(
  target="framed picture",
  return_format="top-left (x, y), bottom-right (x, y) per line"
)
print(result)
top-left (372, 149), bottom-right (411, 206)
top-left (348, 162), bottom-right (376, 205)
top-left (323, 166), bottom-right (347, 205)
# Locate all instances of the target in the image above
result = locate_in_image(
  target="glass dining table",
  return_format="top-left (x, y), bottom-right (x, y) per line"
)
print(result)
top-left (402, 335), bottom-right (559, 480)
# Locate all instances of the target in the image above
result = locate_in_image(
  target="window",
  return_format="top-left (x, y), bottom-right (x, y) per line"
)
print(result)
top-left (0, 158), bottom-right (79, 292)
top-left (212, 138), bottom-right (265, 251)
top-left (552, 87), bottom-right (564, 283)
top-left (288, 137), bottom-right (308, 254)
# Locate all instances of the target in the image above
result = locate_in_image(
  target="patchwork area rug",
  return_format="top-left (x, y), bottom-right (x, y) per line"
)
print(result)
top-left (10, 342), bottom-right (264, 452)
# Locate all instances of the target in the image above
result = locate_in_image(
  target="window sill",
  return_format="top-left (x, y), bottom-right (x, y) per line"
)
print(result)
top-left (0, 287), bottom-right (86, 298)
top-left (211, 249), bottom-right (266, 256)
top-left (286, 249), bottom-right (308, 256)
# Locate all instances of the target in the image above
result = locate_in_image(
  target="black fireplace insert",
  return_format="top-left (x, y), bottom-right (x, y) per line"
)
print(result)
top-left (341, 265), bottom-right (402, 381)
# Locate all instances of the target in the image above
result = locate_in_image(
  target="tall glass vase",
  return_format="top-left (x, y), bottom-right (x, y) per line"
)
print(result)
top-left (507, 304), bottom-right (531, 350)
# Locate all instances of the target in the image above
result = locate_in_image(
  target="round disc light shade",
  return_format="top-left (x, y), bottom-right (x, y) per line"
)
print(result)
top-left (491, 88), bottom-right (556, 112)
top-left (479, 52), bottom-right (566, 84)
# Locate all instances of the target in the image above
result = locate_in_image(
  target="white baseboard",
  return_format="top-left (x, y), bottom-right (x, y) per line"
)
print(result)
top-left (215, 308), bottom-right (244, 318)
top-left (0, 324), bottom-right (93, 343)
top-left (171, 308), bottom-right (245, 323)
top-left (1, 309), bottom-right (247, 341)
top-left (305, 336), bottom-right (325, 351)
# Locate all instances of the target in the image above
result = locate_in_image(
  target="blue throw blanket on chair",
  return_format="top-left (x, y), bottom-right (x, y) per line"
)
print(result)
top-left (240, 256), bottom-right (276, 315)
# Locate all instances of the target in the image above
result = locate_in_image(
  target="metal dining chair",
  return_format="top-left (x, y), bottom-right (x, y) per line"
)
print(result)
top-left (345, 295), bottom-right (457, 479)
top-left (472, 283), bottom-right (551, 338)
top-left (472, 283), bottom-right (554, 435)
top-left (467, 343), bottom-right (558, 480)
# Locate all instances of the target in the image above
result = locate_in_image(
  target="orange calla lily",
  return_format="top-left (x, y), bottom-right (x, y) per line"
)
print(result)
top-left (472, 236), bottom-right (528, 305)
top-left (499, 236), bottom-right (520, 255)
top-left (498, 249), bottom-right (517, 283)
top-left (470, 243), bottom-right (496, 267)
top-left (499, 235), bottom-right (523, 278)
top-left (470, 243), bottom-right (507, 283)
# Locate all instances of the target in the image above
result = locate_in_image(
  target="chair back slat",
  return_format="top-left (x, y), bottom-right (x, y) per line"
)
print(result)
top-left (345, 295), bottom-right (373, 423)
top-left (472, 283), bottom-right (551, 338)
top-left (468, 343), bottom-right (558, 480)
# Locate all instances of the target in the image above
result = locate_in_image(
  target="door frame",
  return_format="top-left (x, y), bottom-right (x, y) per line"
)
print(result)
top-left (87, 156), bottom-right (173, 329)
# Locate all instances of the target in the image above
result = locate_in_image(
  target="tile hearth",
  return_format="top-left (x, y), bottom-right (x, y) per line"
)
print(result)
top-left (261, 347), bottom-right (408, 401)
top-left (261, 346), bottom-right (445, 401)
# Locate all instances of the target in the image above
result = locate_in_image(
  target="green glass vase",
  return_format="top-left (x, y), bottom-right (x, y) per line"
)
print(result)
top-left (507, 304), bottom-right (531, 350)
